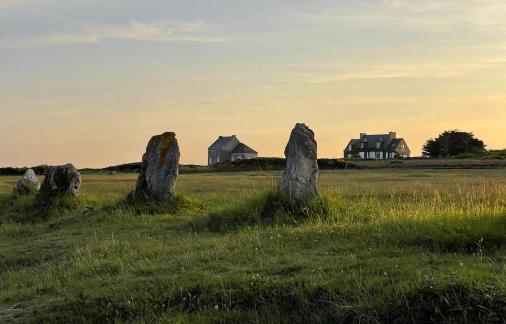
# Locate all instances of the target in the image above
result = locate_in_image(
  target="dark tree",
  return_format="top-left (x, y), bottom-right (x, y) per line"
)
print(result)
top-left (422, 130), bottom-right (486, 157)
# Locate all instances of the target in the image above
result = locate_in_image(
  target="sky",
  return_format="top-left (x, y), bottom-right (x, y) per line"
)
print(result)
top-left (1, 0), bottom-right (505, 168)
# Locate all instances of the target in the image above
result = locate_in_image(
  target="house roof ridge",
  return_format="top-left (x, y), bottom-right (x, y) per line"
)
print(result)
top-left (208, 135), bottom-right (238, 150)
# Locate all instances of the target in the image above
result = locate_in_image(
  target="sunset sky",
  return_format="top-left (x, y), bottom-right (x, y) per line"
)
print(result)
top-left (1, 0), bottom-right (505, 168)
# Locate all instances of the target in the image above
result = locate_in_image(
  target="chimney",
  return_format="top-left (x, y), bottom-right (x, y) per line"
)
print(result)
top-left (360, 133), bottom-right (366, 140)
top-left (389, 132), bottom-right (396, 139)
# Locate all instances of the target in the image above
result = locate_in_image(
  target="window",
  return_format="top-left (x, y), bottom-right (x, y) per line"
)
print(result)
top-left (376, 142), bottom-right (381, 149)
top-left (348, 145), bottom-right (352, 151)
top-left (360, 143), bottom-right (365, 148)
top-left (376, 152), bottom-right (381, 159)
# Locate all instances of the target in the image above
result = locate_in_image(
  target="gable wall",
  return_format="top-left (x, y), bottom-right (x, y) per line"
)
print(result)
top-left (208, 150), bottom-right (233, 165)
top-left (208, 137), bottom-right (242, 165)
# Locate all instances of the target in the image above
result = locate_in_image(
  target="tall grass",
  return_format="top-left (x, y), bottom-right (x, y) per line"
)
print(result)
top-left (207, 189), bottom-right (337, 231)
top-left (1, 170), bottom-right (506, 323)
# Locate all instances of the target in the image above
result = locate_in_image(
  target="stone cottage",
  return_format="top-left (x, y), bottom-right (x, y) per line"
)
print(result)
top-left (208, 135), bottom-right (258, 165)
top-left (344, 132), bottom-right (411, 159)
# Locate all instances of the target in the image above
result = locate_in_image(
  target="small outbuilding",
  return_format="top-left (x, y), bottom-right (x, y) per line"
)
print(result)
top-left (208, 135), bottom-right (258, 165)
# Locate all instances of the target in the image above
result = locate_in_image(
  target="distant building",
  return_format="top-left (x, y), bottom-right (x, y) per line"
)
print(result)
top-left (208, 135), bottom-right (258, 165)
top-left (344, 132), bottom-right (410, 159)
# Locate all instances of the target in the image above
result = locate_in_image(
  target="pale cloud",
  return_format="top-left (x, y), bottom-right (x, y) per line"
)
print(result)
top-left (1, 20), bottom-right (226, 48)
top-left (273, 58), bottom-right (506, 84)
top-left (381, 0), bottom-right (506, 32)
top-left (297, 0), bottom-right (506, 33)
top-left (0, 0), bottom-right (84, 10)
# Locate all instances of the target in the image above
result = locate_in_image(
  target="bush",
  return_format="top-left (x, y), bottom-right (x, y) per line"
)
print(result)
top-left (210, 158), bottom-right (358, 172)
top-left (453, 152), bottom-right (479, 159)
top-left (0, 165), bottom-right (48, 176)
top-left (480, 155), bottom-right (504, 160)
top-left (423, 130), bottom-right (486, 158)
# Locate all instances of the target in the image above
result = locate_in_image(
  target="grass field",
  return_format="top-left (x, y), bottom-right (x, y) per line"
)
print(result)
top-left (1, 170), bottom-right (506, 323)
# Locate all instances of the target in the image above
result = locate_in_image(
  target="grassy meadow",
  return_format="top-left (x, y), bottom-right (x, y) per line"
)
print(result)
top-left (1, 170), bottom-right (506, 323)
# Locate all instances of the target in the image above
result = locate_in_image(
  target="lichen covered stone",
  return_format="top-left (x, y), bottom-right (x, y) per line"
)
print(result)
top-left (279, 123), bottom-right (318, 199)
top-left (135, 132), bottom-right (180, 203)
top-left (13, 169), bottom-right (40, 195)
top-left (39, 164), bottom-right (81, 198)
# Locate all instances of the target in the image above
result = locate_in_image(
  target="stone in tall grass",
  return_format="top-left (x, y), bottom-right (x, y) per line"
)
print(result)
top-left (40, 164), bottom-right (81, 198)
top-left (13, 169), bottom-right (40, 195)
top-left (135, 132), bottom-right (180, 203)
top-left (280, 123), bottom-right (318, 199)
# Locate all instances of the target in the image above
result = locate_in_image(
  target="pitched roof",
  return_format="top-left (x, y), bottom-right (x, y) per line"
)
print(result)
top-left (388, 138), bottom-right (403, 149)
top-left (360, 134), bottom-right (391, 148)
top-left (345, 133), bottom-right (408, 152)
top-left (208, 136), bottom-right (236, 150)
top-left (232, 143), bottom-right (257, 154)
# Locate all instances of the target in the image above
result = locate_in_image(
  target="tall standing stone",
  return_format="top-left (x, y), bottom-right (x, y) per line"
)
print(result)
top-left (13, 169), bottom-right (40, 195)
top-left (280, 123), bottom-right (318, 199)
top-left (135, 132), bottom-right (180, 203)
top-left (39, 164), bottom-right (81, 198)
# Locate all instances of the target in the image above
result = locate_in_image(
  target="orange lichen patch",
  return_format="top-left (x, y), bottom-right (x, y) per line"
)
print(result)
top-left (158, 132), bottom-right (176, 168)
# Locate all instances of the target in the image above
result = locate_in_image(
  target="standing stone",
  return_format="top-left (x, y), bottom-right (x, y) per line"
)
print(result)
top-left (13, 169), bottom-right (40, 195)
top-left (279, 123), bottom-right (318, 199)
top-left (135, 132), bottom-right (180, 203)
top-left (40, 164), bottom-right (81, 198)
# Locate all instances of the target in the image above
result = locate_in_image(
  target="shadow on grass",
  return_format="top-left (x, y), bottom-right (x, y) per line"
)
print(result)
top-left (20, 277), bottom-right (506, 323)
top-left (381, 282), bottom-right (506, 323)
top-left (46, 193), bottom-right (204, 231)
top-left (388, 216), bottom-right (506, 254)
top-left (103, 192), bottom-right (203, 216)
top-left (202, 188), bottom-right (506, 253)
top-left (0, 190), bottom-right (203, 227)
top-left (0, 193), bottom-right (80, 224)
top-left (206, 190), bottom-right (335, 232)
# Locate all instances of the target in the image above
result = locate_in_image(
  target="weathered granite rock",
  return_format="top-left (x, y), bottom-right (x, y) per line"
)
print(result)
top-left (40, 164), bottom-right (81, 197)
top-left (13, 169), bottom-right (40, 195)
top-left (279, 123), bottom-right (318, 199)
top-left (135, 132), bottom-right (180, 203)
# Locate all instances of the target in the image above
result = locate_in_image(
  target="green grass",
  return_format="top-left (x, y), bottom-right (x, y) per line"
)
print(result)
top-left (206, 190), bottom-right (336, 232)
top-left (1, 170), bottom-right (506, 323)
